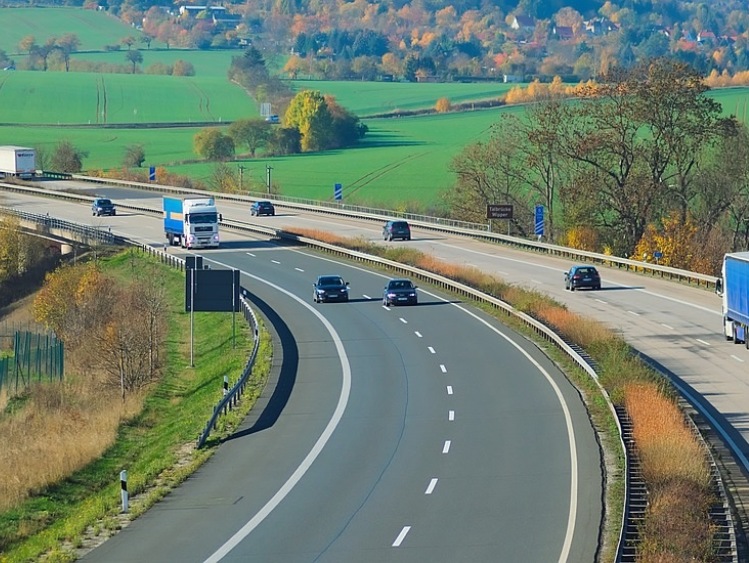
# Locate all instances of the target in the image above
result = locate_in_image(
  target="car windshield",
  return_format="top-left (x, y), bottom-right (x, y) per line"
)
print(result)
top-left (98, 199), bottom-right (112, 205)
top-left (389, 280), bottom-right (412, 289)
top-left (188, 212), bottom-right (218, 224)
top-left (319, 277), bottom-right (344, 286)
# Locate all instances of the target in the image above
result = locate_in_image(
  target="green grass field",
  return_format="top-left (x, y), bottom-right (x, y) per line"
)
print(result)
top-left (0, 71), bottom-right (257, 124)
top-left (0, 7), bottom-right (148, 54)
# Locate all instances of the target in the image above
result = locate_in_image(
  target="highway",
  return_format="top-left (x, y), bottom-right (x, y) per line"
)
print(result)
top-left (1, 187), bottom-right (603, 562)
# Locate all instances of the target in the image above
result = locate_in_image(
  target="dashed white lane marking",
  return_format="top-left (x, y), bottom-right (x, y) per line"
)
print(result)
top-left (696, 339), bottom-right (710, 346)
top-left (363, 294), bottom-right (372, 300)
top-left (393, 526), bottom-right (411, 547)
top-left (595, 298), bottom-right (606, 304)
top-left (428, 346), bottom-right (436, 354)
top-left (425, 478), bottom-right (438, 495)
top-left (442, 440), bottom-right (451, 454)
top-left (246, 252), bottom-right (256, 257)
top-left (732, 355), bottom-right (745, 363)
top-left (415, 331), bottom-right (423, 338)
top-left (271, 260), bottom-right (280, 264)
top-left (661, 323), bottom-right (673, 330)
top-left (448, 410), bottom-right (455, 421)
top-left (294, 267), bottom-right (304, 272)
top-left (400, 318), bottom-right (407, 324)
top-left (446, 385), bottom-right (453, 395)
top-left (628, 310), bottom-right (640, 316)
top-left (530, 279), bottom-right (543, 285)
top-left (440, 364), bottom-right (447, 373)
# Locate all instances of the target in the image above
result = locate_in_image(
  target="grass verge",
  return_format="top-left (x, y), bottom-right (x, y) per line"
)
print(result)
top-left (0, 248), bottom-right (272, 562)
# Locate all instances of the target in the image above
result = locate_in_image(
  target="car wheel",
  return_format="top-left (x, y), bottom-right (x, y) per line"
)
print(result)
top-left (388, 234), bottom-right (393, 241)
top-left (570, 285), bottom-right (575, 292)
top-left (595, 284), bottom-right (601, 290)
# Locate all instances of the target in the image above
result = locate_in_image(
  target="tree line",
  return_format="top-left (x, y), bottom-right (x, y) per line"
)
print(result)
top-left (445, 58), bottom-right (744, 274)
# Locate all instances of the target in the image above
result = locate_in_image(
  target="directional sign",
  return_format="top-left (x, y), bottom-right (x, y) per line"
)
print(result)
top-left (487, 204), bottom-right (513, 219)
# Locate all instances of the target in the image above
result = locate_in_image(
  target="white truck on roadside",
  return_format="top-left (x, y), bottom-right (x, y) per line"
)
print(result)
top-left (0, 146), bottom-right (36, 179)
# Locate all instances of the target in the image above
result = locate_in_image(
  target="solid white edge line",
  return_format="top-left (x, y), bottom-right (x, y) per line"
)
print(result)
top-left (425, 478), bottom-right (438, 494)
top-left (392, 526), bottom-right (411, 547)
top-left (202, 267), bottom-right (352, 563)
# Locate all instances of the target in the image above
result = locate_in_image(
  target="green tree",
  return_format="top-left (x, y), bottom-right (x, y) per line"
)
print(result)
top-left (266, 127), bottom-right (301, 156)
top-left (125, 49), bottom-right (143, 73)
top-left (228, 118), bottom-right (271, 157)
top-left (123, 144), bottom-right (146, 167)
top-left (193, 128), bottom-right (235, 160)
top-left (50, 140), bottom-right (86, 173)
top-left (56, 33), bottom-right (80, 72)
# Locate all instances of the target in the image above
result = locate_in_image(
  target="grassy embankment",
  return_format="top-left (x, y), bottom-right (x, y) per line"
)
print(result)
top-left (0, 248), bottom-right (272, 562)
top-left (288, 227), bottom-right (717, 562)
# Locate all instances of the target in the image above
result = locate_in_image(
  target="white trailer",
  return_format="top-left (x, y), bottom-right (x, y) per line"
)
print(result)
top-left (0, 146), bottom-right (36, 178)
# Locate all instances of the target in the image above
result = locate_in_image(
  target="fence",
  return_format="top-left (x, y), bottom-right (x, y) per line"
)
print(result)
top-left (0, 331), bottom-right (64, 394)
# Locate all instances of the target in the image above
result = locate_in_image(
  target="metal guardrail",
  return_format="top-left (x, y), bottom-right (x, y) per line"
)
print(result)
top-left (49, 173), bottom-right (719, 290)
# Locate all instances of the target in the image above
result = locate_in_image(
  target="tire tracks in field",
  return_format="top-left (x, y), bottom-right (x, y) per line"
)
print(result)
top-left (94, 76), bottom-right (108, 124)
top-left (184, 79), bottom-right (214, 122)
top-left (343, 152), bottom-right (428, 200)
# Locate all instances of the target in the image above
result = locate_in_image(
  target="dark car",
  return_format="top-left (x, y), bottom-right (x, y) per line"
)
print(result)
top-left (383, 278), bottom-right (418, 306)
top-left (564, 265), bottom-right (601, 291)
top-left (91, 198), bottom-right (116, 217)
top-left (251, 201), bottom-right (275, 216)
top-left (383, 220), bottom-right (411, 241)
top-left (313, 275), bottom-right (350, 303)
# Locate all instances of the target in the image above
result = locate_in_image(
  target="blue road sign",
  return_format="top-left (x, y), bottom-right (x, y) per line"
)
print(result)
top-left (334, 183), bottom-right (343, 201)
top-left (149, 166), bottom-right (156, 182)
top-left (534, 205), bottom-right (544, 236)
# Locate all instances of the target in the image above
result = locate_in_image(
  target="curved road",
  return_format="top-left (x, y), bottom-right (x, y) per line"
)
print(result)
top-left (0, 189), bottom-right (603, 562)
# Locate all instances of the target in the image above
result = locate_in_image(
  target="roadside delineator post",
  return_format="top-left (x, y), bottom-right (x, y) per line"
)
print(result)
top-left (120, 470), bottom-right (128, 513)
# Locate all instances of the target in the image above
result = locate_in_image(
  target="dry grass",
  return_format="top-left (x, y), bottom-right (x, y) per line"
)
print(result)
top-left (624, 382), bottom-right (711, 488)
top-left (0, 379), bottom-right (142, 512)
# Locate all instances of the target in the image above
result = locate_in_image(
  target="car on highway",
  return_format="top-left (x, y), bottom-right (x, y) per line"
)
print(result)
top-left (383, 278), bottom-right (418, 306)
top-left (251, 200), bottom-right (275, 216)
top-left (313, 275), bottom-right (350, 303)
top-left (91, 197), bottom-right (116, 217)
top-left (564, 265), bottom-right (601, 291)
top-left (383, 220), bottom-right (411, 241)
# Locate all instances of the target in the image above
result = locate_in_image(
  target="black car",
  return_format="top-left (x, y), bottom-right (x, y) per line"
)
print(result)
top-left (91, 198), bottom-right (116, 216)
top-left (313, 275), bottom-right (350, 303)
top-left (383, 278), bottom-right (418, 306)
top-left (564, 265), bottom-right (601, 291)
top-left (383, 220), bottom-right (411, 241)
top-left (251, 200), bottom-right (275, 216)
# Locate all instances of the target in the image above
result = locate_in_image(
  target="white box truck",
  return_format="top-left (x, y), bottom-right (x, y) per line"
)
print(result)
top-left (0, 146), bottom-right (36, 178)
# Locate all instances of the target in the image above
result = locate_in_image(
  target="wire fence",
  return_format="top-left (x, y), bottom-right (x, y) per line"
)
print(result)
top-left (0, 331), bottom-right (64, 395)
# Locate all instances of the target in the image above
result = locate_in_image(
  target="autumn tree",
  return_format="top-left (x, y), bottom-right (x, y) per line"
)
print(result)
top-left (194, 128), bottom-right (235, 160)
top-left (227, 118), bottom-right (271, 157)
top-left (435, 97), bottom-right (451, 113)
top-left (0, 216), bottom-right (44, 284)
top-left (121, 36), bottom-right (137, 50)
top-left (50, 140), bottom-right (86, 173)
top-left (284, 90), bottom-right (334, 152)
top-left (123, 144), bottom-right (146, 168)
top-left (17, 35), bottom-right (36, 54)
top-left (56, 33), bottom-right (80, 72)
top-left (172, 59), bottom-right (195, 76)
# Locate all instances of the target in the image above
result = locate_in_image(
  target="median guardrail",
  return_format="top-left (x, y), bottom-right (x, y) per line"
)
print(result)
top-left (22, 173), bottom-right (721, 290)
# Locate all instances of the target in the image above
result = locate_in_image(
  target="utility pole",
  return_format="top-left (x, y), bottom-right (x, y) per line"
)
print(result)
top-left (238, 165), bottom-right (245, 191)
top-left (266, 165), bottom-right (273, 194)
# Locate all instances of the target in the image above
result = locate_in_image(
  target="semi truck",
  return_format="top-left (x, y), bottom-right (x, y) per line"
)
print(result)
top-left (0, 146), bottom-right (36, 178)
top-left (163, 196), bottom-right (220, 249)
top-left (722, 252), bottom-right (749, 345)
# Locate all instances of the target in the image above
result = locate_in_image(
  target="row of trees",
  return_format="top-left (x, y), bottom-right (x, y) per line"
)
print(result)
top-left (446, 58), bottom-right (743, 273)
top-left (32, 259), bottom-right (168, 396)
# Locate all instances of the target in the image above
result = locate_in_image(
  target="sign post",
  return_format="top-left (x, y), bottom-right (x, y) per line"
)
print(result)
top-left (334, 183), bottom-right (342, 201)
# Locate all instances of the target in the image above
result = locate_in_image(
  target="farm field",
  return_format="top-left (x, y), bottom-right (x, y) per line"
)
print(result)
top-left (0, 71), bottom-right (257, 124)
top-left (0, 7), bottom-right (145, 53)
top-left (289, 79), bottom-right (516, 117)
